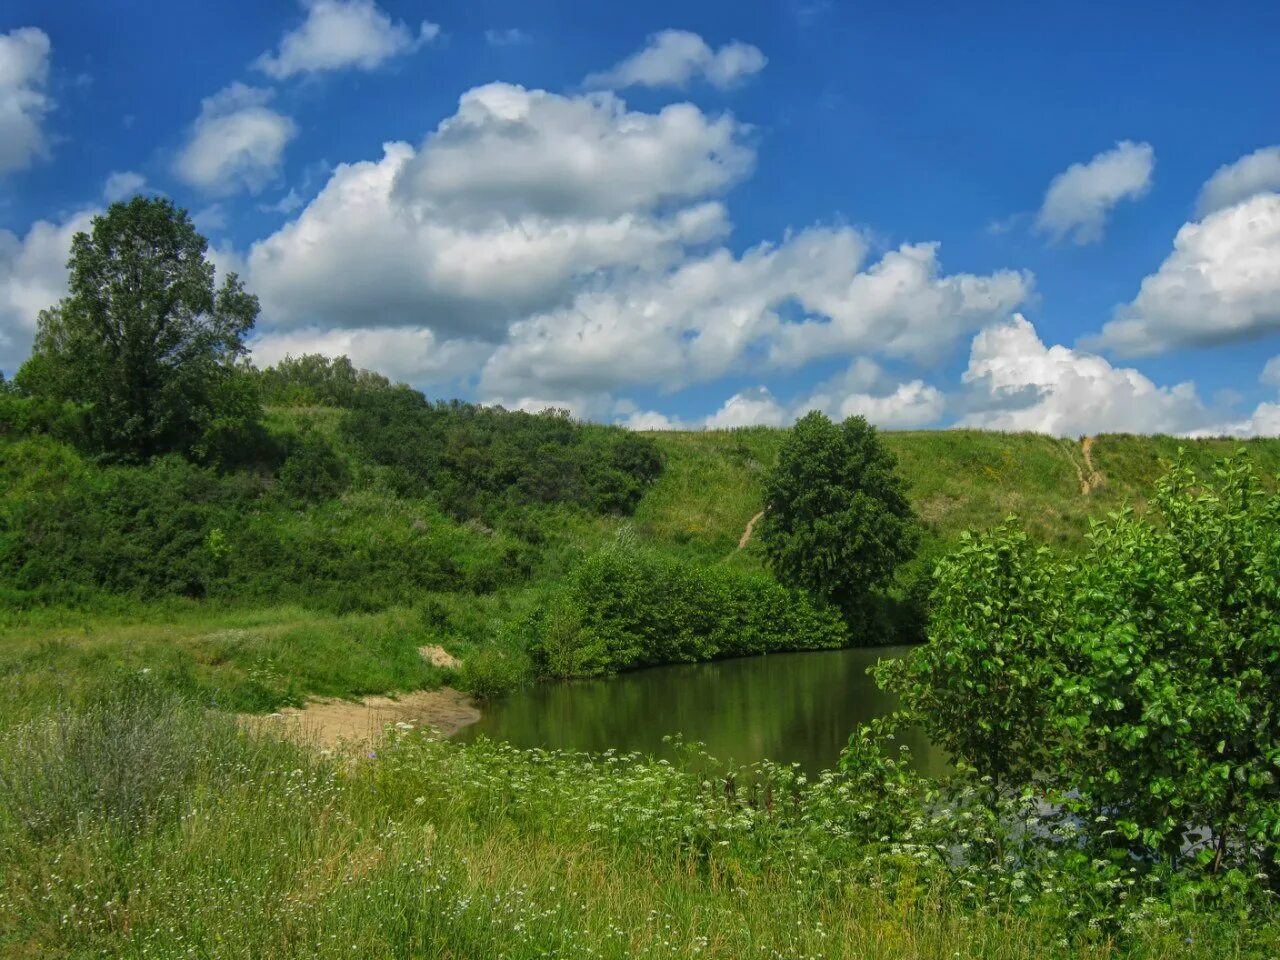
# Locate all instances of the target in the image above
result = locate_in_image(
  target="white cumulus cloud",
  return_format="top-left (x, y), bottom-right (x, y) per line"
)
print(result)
top-left (174, 83), bottom-right (297, 195)
top-left (0, 26), bottom-right (53, 175)
top-left (799, 358), bottom-right (945, 428)
top-left (480, 235), bottom-right (1027, 400)
top-left (249, 325), bottom-right (488, 387)
top-left (0, 209), bottom-right (97, 370)
top-left (1089, 192), bottom-right (1280, 356)
top-left (704, 387), bottom-right (789, 428)
top-left (1035, 140), bottom-right (1154, 244)
top-left (585, 30), bottom-right (766, 91)
top-left (1196, 145), bottom-right (1280, 217)
top-left (103, 170), bottom-right (147, 202)
top-left (959, 314), bottom-right (1211, 436)
top-left (256, 0), bottom-right (439, 79)
top-left (240, 79), bottom-right (1027, 407)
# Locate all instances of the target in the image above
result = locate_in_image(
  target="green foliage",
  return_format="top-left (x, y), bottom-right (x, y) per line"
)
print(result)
top-left (458, 646), bottom-right (531, 699)
top-left (526, 538), bottom-right (848, 677)
top-left (15, 197), bottom-right (261, 462)
top-left (254, 353), bottom-right (395, 407)
top-left (760, 411), bottom-right (919, 622)
top-left (0, 449), bottom-right (530, 610)
top-left (877, 520), bottom-right (1062, 786)
top-left (881, 450), bottom-right (1280, 887)
top-left (277, 430), bottom-right (350, 503)
top-left (341, 389), bottom-right (663, 519)
top-left (3, 690), bottom-right (1273, 957)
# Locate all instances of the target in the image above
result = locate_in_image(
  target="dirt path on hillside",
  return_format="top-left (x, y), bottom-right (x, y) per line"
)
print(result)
top-left (1059, 436), bottom-right (1104, 495)
top-left (737, 510), bottom-right (765, 550)
top-left (1080, 436), bottom-right (1104, 493)
top-left (240, 687), bottom-right (480, 750)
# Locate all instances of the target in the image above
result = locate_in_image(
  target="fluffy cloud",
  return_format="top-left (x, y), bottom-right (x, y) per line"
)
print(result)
top-left (174, 84), bottom-right (296, 195)
top-left (249, 325), bottom-right (488, 386)
top-left (247, 149), bottom-right (730, 339)
top-left (696, 360), bottom-right (946, 431)
top-left (0, 26), bottom-right (53, 175)
top-left (245, 84), bottom-right (749, 337)
top-left (256, 0), bottom-right (439, 79)
top-left (243, 80), bottom-right (1024, 407)
top-left (1089, 192), bottom-right (1280, 356)
top-left (799, 358), bottom-right (945, 428)
top-left (1197, 146), bottom-right (1280, 217)
top-left (393, 84), bottom-right (753, 219)
top-left (103, 170), bottom-right (147, 201)
top-left (704, 387), bottom-right (789, 428)
top-left (617, 408), bottom-right (685, 430)
top-left (959, 314), bottom-right (1210, 436)
top-left (0, 209), bottom-right (96, 369)
top-left (585, 30), bottom-right (766, 91)
top-left (480, 235), bottom-right (1027, 399)
top-left (1035, 140), bottom-right (1154, 244)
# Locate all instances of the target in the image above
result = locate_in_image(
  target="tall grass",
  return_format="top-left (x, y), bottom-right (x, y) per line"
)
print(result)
top-left (0, 692), bottom-right (1271, 959)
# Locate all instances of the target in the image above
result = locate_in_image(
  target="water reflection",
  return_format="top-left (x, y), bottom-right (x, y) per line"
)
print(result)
top-left (456, 646), bottom-right (948, 776)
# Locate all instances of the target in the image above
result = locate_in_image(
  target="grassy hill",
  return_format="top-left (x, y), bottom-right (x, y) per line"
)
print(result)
top-left (4, 417), bottom-right (1279, 722)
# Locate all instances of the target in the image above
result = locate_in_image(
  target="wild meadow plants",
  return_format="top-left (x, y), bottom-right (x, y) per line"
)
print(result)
top-left (0, 685), bottom-right (1273, 959)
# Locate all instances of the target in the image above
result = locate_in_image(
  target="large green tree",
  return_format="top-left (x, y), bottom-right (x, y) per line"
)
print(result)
top-left (17, 197), bottom-right (260, 461)
top-left (759, 411), bottom-right (918, 623)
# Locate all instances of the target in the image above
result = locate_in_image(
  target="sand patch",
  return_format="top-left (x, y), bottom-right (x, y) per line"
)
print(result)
top-left (419, 644), bottom-right (462, 669)
top-left (242, 687), bottom-right (479, 749)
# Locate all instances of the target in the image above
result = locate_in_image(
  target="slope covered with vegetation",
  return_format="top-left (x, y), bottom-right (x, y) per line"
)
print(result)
top-left (4, 200), bottom-right (1280, 957)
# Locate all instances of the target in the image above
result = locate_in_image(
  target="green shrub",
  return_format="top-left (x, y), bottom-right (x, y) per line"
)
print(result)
top-left (458, 646), bottom-right (530, 699)
top-left (277, 430), bottom-right (350, 503)
top-left (0, 679), bottom-right (239, 839)
top-left (341, 391), bottom-right (663, 519)
top-left (526, 542), bottom-right (847, 677)
top-left (880, 450), bottom-right (1280, 883)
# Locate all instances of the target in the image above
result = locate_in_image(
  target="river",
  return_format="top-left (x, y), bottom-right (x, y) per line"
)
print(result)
top-left (456, 646), bottom-right (948, 775)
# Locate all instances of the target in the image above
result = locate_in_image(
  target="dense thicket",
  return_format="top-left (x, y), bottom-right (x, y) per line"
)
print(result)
top-left (253, 354), bottom-right (394, 408)
top-left (0, 441), bottom-right (528, 610)
top-left (877, 451), bottom-right (1280, 897)
top-left (341, 389), bottom-right (663, 519)
top-left (524, 541), bottom-right (848, 677)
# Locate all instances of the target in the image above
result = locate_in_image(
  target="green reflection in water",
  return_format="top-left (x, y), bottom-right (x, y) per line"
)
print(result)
top-left (456, 646), bottom-right (948, 776)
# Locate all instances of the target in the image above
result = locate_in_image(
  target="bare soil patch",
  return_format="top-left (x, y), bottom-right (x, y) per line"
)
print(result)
top-left (241, 687), bottom-right (479, 749)
top-left (419, 644), bottom-right (462, 669)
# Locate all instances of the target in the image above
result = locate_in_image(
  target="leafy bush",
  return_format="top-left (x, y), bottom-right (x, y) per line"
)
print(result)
top-left (525, 541), bottom-right (847, 677)
top-left (254, 353), bottom-right (394, 408)
top-left (341, 390), bottom-right (663, 519)
top-left (0, 447), bottom-right (531, 609)
top-left (277, 430), bottom-right (350, 503)
top-left (458, 646), bottom-right (531, 699)
top-left (880, 450), bottom-right (1280, 886)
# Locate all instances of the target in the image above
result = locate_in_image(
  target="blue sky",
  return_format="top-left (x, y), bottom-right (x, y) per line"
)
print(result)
top-left (2, 0), bottom-right (1279, 434)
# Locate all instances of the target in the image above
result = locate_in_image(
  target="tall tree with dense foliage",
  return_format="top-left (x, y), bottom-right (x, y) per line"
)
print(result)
top-left (16, 197), bottom-right (260, 461)
top-left (758, 411), bottom-right (918, 624)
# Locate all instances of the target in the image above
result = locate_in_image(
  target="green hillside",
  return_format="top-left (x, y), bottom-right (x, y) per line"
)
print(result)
top-left (5, 415), bottom-right (1279, 720)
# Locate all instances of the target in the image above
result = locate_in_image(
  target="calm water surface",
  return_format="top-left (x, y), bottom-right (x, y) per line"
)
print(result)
top-left (457, 646), bottom-right (948, 776)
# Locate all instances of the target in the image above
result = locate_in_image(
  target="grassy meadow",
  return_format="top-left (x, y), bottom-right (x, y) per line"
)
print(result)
top-left (4, 418), bottom-right (1280, 958)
